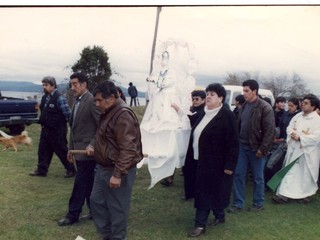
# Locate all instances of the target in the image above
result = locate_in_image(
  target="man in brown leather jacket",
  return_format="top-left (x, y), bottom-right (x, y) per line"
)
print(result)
top-left (228, 79), bottom-right (275, 213)
top-left (90, 80), bottom-right (143, 240)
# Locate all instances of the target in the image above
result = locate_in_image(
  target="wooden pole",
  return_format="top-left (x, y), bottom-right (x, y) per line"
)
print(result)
top-left (149, 6), bottom-right (162, 75)
top-left (68, 150), bottom-right (148, 158)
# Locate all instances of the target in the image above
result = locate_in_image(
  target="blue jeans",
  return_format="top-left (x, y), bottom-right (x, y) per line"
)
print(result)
top-left (232, 144), bottom-right (267, 208)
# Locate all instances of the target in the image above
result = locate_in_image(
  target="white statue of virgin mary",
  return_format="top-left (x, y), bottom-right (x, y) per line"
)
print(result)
top-left (139, 39), bottom-right (196, 188)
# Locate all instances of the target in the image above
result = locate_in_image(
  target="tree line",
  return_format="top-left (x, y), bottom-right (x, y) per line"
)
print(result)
top-left (68, 45), bottom-right (312, 100)
top-left (223, 71), bottom-right (310, 98)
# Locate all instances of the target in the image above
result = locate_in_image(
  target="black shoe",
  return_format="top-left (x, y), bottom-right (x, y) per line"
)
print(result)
top-left (247, 205), bottom-right (264, 212)
top-left (188, 227), bottom-right (205, 237)
top-left (181, 196), bottom-right (193, 201)
top-left (227, 206), bottom-right (242, 213)
top-left (272, 195), bottom-right (289, 204)
top-left (297, 197), bottom-right (311, 204)
top-left (160, 178), bottom-right (173, 187)
top-left (29, 170), bottom-right (47, 177)
top-left (64, 170), bottom-right (76, 178)
top-left (80, 213), bottom-right (92, 220)
top-left (208, 218), bottom-right (225, 226)
top-left (57, 217), bottom-right (78, 226)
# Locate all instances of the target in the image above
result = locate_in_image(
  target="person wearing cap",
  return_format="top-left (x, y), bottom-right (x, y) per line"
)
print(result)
top-left (29, 76), bottom-right (76, 177)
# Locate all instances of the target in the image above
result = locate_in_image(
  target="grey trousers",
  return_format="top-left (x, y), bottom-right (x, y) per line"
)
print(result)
top-left (90, 165), bottom-right (136, 240)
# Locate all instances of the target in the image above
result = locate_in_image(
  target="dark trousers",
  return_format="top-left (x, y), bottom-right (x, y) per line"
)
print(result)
top-left (222, 174), bottom-right (234, 209)
top-left (37, 127), bottom-right (75, 174)
top-left (195, 208), bottom-right (225, 228)
top-left (130, 97), bottom-right (137, 107)
top-left (66, 160), bottom-right (96, 221)
top-left (91, 165), bottom-right (136, 240)
top-left (184, 159), bottom-right (198, 200)
top-left (318, 168), bottom-right (320, 188)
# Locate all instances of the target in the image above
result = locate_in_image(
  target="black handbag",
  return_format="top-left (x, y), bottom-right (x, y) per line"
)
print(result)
top-left (266, 142), bottom-right (287, 170)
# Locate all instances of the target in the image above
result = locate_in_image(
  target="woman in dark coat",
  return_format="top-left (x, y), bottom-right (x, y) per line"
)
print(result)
top-left (186, 83), bottom-right (239, 238)
top-left (278, 97), bottom-right (300, 140)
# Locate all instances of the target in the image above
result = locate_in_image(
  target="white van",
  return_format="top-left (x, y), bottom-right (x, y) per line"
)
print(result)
top-left (223, 85), bottom-right (275, 110)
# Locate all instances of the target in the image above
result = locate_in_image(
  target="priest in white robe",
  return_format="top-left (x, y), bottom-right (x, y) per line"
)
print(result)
top-left (272, 94), bottom-right (320, 204)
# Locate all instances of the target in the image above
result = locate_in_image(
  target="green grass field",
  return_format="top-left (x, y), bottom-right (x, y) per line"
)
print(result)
top-left (1, 106), bottom-right (320, 240)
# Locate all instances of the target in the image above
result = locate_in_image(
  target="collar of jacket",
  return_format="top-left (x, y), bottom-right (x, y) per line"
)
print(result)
top-left (101, 98), bottom-right (124, 116)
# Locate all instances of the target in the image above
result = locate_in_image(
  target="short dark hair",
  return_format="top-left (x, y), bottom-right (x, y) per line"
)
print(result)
top-left (116, 86), bottom-right (123, 94)
top-left (275, 96), bottom-right (286, 104)
top-left (70, 72), bottom-right (89, 86)
top-left (93, 80), bottom-right (119, 99)
top-left (191, 90), bottom-right (206, 99)
top-left (235, 94), bottom-right (245, 105)
top-left (288, 97), bottom-right (300, 111)
top-left (303, 94), bottom-right (320, 110)
top-left (205, 83), bottom-right (226, 103)
top-left (242, 79), bottom-right (259, 94)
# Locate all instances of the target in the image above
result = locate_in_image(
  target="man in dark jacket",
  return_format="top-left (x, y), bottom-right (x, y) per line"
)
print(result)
top-left (90, 80), bottom-right (143, 240)
top-left (229, 79), bottom-right (275, 213)
top-left (30, 76), bottom-right (76, 177)
top-left (127, 82), bottom-right (138, 107)
top-left (58, 72), bottom-right (101, 226)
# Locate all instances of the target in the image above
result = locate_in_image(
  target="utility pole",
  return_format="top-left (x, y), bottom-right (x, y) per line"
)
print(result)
top-left (149, 6), bottom-right (162, 75)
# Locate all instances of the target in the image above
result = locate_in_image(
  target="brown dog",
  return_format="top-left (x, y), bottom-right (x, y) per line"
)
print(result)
top-left (0, 130), bottom-right (32, 152)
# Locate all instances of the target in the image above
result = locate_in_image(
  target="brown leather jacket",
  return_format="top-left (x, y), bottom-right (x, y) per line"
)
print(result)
top-left (238, 98), bottom-right (275, 156)
top-left (94, 99), bottom-right (143, 178)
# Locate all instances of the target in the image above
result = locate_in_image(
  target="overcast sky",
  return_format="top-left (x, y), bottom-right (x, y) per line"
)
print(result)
top-left (1, 6), bottom-right (320, 94)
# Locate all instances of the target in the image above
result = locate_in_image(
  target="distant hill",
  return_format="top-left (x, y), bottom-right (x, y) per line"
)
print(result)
top-left (0, 81), bottom-right (145, 98)
top-left (0, 81), bottom-right (42, 92)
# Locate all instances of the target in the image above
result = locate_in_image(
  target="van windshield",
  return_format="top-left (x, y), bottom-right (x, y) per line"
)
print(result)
top-left (232, 91), bottom-right (242, 105)
top-left (225, 90), bottom-right (231, 105)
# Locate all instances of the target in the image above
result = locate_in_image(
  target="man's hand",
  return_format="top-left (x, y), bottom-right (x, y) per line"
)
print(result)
top-left (290, 132), bottom-right (300, 141)
top-left (224, 169), bottom-right (233, 175)
top-left (109, 176), bottom-right (121, 189)
top-left (86, 145), bottom-right (94, 156)
top-left (67, 153), bottom-right (74, 163)
top-left (256, 150), bottom-right (264, 159)
top-left (171, 103), bottom-right (180, 113)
